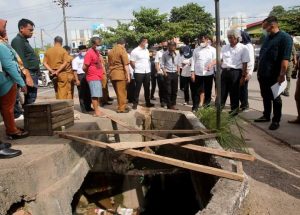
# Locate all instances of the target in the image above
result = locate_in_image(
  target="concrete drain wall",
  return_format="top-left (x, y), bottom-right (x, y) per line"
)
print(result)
top-left (1, 110), bottom-right (249, 215)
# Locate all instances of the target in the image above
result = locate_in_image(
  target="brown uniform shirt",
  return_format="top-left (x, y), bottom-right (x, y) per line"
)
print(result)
top-left (65, 54), bottom-right (74, 73)
top-left (108, 44), bottom-right (129, 81)
top-left (44, 45), bottom-right (69, 71)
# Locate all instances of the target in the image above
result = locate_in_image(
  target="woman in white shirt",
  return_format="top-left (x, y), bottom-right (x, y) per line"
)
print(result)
top-left (240, 31), bottom-right (255, 111)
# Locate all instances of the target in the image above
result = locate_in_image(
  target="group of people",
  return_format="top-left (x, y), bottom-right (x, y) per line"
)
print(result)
top-left (0, 15), bottom-right (299, 159)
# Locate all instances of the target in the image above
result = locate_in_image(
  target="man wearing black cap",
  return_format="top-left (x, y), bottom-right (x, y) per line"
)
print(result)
top-left (161, 41), bottom-right (180, 110)
top-left (72, 45), bottom-right (93, 112)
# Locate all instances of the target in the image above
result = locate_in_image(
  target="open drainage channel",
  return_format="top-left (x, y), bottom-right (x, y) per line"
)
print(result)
top-left (69, 109), bottom-right (248, 215)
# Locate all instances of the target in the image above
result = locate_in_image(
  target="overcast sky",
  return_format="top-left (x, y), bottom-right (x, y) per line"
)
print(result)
top-left (0, 0), bottom-right (297, 47)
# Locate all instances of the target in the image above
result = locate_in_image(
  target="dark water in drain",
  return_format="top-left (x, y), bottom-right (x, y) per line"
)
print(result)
top-left (72, 172), bottom-right (200, 215)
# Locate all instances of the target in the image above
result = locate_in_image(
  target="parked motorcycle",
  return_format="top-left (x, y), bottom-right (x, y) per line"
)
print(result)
top-left (38, 67), bottom-right (53, 88)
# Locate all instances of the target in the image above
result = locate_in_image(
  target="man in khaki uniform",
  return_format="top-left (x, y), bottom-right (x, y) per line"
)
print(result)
top-left (108, 38), bottom-right (130, 113)
top-left (43, 36), bottom-right (73, 99)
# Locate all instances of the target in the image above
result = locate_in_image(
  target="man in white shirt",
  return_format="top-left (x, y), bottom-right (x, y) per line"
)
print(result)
top-left (221, 29), bottom-right (250, 114)
top-left (155, 41), bottom-right (168, 107)
top-left (240, 31), bottom-right (255, 111)
top-left (72, 45), bottom-right (92, 113)
top-left (191, 34), bottom-right (216, 111)
top-left (130, 37), bottom-right (154, 109)
top-left (161, 41), bottom-right (181, 110)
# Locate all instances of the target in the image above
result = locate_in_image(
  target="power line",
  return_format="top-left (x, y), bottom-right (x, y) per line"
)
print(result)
top-left (66, 16), bottom-right (132, 21)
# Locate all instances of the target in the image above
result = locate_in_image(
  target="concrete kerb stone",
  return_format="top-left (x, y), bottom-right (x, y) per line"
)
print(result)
top-left (150, 109), bottom-right (249, 215)
top-left (238, 115), bottom-right (300, 152)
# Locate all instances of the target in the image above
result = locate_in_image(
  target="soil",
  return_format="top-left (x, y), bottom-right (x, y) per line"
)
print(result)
top-left (237, 120), bottom-right (300, 215)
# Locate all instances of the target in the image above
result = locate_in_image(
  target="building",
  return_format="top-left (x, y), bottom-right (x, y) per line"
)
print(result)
top-left (70, 29), bottom-right (93, 49)
top-left (246, 21), bottom-right (263, 38)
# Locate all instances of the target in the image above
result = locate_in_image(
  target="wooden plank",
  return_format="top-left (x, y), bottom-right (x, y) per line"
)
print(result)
top-left (105, 113), bottom-right (254, 161)
top-left (54, 129), bottom-right (209, 135)
top-left (52, 117), bottom-right (74, 130)
top-left (51, 107), bottom-right (74, 117)
top-left (52, 112), bottom-right (74, 124)
top-left (59, 134), bottom-right (244, 181)
top-left (236, 161), bottom-right (244, 174)
top-left (111, 120), bottom-right (121, 143)
top-left (108, 134), bottom-right (217, 151)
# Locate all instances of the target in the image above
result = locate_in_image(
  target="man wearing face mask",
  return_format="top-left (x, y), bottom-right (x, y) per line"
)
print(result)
top-left (161, 41), bottom-right (181, 110)
top-left (72, 45), bottom-right (93, 113)
top-left (191, 34), bottom-right (216, 112)
top-left (130, 37), bottom-right (154, 109)
top-left (255, 16), bottom-right (293, 130)
top-left (155, 41), bottom-right (168, 107)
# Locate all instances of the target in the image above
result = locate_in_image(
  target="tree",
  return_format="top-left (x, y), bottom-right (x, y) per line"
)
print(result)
top-left (268, 5), bottom-right (300, 35)
top-left (169, 3), bottom-right (214, 44)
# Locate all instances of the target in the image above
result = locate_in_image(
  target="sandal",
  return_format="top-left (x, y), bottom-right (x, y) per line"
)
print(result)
top-left (7, 130), bottom-right (29, 140)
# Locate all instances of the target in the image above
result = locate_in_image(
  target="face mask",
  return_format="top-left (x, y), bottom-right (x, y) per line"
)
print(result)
top-left (96, 45), bottom-right (102, 51)
top-left (145, 43), bottom-right (149, 49)
top-left (163, 47), bottom-right (168, 51)
top-left (200, 42), bottom-right (207, 48)
top-left (80, 52), bottom-right (86, 57)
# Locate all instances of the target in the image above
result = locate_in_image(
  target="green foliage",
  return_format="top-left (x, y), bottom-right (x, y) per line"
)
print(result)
top-left (96, 3), bottom-right (213, 48)
top-left (269, 5), bottom-right (300, 35)
top-left (169, 3), bottom-right (214, 44)
top-left (195, 107), bottom-right (248, 153)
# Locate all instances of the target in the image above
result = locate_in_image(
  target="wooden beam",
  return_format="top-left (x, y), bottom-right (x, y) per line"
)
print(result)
top-left (111, 120), bottom-right (121, 142)
top-left (59, 133), bottom-right (244, 181)
top-left (124, 149), bottom-right (244, 181)
top-left (108, 134), bottom-right (217, 151)
top-left (54, 129), bottom-right (209, 135)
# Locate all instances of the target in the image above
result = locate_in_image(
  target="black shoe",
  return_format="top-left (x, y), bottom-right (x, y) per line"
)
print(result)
top-left (146, 103), bottom-right (155, 108)
top-left (254, 116), bottom-right (270, 123)
top-left (161, 102), bottom-right (166, 108)
top-left (7, 131), bottom-right (29, 140)
top-left (150, 97), bottom-right (156, 101)
top-left (0, 148), bottom-right (22, 159)
top-left (108, 97), bottom-right (114, 102)
top-left (0, 142), bottom-right (12, 150)
top-left (269, 122), bottom-right (280, 130)
top-left (229, 110), bottom-right (239, 117)
top-left (132, 104), bottom-right (137, 110)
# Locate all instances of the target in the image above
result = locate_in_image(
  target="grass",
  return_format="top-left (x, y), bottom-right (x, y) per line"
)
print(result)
top-left (195, 107), bottom-right (249, 153)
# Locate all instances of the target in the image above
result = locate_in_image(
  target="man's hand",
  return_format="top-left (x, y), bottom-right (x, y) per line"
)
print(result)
top-left (191, 72), bottom-right (195, 82)
top-left (23, 69), bottom-right (34, 87)
top-left (277, 75), bottom-right (285, 84)
top-left (75, 79), bottom-right (80, 86)
top-left (21, 86), bottom-right (27, 94)
top-left (163, 72), bottom-right (168, 77)
top-left (240, 77), bottom-right (246, 86)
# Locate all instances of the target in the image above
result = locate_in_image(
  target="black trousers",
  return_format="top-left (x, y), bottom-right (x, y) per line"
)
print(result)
top-left (127, 78), bottom-right (136, 103)
top-left (165, 72), bottom-right (178, 107)
top-left (150, 72), bottom-right (157, 98)
top-left (221, 69), bottom-right (242, 111)
top-left (134, 73), bottom-right (151, 105)
top-left (258, 77), bottom-right (282, 123)
top-left (77, 74), bottom-right (92, 112)
top-left (239, 80), bottom-right (249, 109)
top-left (191, 75), bottom-right (214, 110)
top-left (181, 76), bottom-right (191, 103)
top-left (157, 74), bottom-right (167, 104)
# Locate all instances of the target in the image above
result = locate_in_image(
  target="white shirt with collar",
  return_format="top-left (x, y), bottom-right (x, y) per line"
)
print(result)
top-left (191, 45), bottom-right (216, 76)
top-left (72, 55), bottom-right (85, 75)
top-left (154, 49), bottom-right (165, 74)
top-left (221, 43), bottom-right (250, 70)
top-left (245, 43), bottom-right (255, 76)
top-left (130, 46), bottom-right (151, 74)
top-left (180, 56), bottom-right (192, 77)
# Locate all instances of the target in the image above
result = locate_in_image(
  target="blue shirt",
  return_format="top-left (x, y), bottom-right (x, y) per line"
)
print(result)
top-left (0, 42), bottom-right (25, 96)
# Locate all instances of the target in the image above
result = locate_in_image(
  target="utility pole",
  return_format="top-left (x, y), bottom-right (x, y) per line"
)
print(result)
top-left (53, 0), bottom-right (71, 46)
top-left (215, 0), bottom-right (221, 129)
top-left (40, 29), bottom-right (44, 50)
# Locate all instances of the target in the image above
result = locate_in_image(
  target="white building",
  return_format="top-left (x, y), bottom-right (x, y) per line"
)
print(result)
top-left (70, 29), bottom-right (93, 49)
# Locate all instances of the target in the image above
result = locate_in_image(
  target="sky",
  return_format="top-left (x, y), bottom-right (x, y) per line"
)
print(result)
top-left (0, 0), bottom-right (297, 47)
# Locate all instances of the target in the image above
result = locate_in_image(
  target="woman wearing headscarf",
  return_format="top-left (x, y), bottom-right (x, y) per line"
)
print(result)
top-left (0, 19), bottom-right (28, 158)
top-left (240, 31), bottom-right (255, 111)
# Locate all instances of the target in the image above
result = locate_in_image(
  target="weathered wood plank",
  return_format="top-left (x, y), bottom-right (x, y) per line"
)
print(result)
top-left (59, 134), bottom-right (244, 181)
top-left (51, 107), bottom-right (74, 117)
top-left (52, 117), bottom-right (74, 130)
top-left (108, 134), bottom-right (217, 151)
top-left (52, 112), bottom-right (74, 124)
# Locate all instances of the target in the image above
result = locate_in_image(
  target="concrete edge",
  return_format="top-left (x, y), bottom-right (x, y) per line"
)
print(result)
top-left (239, 115), bottom-right (300, 152)
top-left (182, 111), bottom-right (250, 215)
